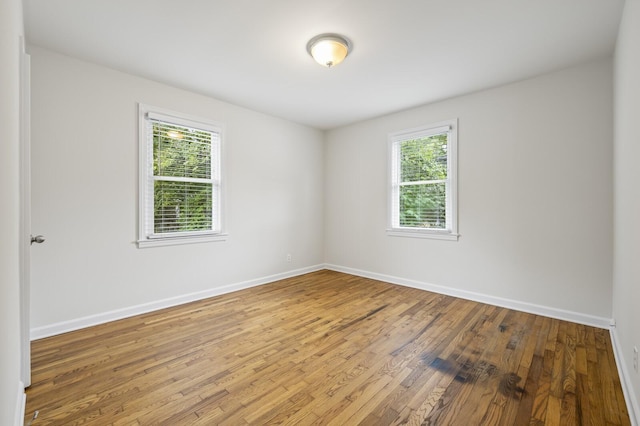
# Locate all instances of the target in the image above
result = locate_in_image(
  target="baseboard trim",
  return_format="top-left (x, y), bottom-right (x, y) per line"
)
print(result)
top-left (31, 263), bottom-right (612, 336)
top-left (324, 264), bottom-right (612, 329)
top-left (610, 327), bottom-right (640, 426)
top-left (15, 381), bottom-right (25, 426)
top-left (30, 264), bottom-right (324, 340)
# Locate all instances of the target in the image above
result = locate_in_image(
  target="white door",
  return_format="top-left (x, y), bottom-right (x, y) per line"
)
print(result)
top-left (19, 37), bottom-right (34, 388)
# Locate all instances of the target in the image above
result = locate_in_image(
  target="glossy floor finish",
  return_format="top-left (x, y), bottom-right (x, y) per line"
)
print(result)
top-left (25, 270), bottom-right (630, 425)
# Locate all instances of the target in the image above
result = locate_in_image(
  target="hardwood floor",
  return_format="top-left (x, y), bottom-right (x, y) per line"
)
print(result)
top-left (25, 270), bottom-right (630, 425)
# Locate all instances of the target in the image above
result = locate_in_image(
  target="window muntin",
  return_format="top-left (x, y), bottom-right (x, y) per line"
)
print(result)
top-left (389, 120), bottom-right (458, 240)
top-left (138, 105), bottom-right (224, 247)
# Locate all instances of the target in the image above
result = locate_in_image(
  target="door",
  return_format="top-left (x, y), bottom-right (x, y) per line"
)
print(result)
top-left (19, 37), bottom-right (32, 388)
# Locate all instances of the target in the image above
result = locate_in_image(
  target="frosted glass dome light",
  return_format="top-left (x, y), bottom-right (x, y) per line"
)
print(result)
top-left (306, 34), bottom-right (352, 68)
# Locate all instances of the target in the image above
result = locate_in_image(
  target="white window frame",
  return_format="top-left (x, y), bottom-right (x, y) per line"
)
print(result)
top-left (387, 118), bottom-right (459, 241)
top-left (137, 103), bottom-right (227, 248)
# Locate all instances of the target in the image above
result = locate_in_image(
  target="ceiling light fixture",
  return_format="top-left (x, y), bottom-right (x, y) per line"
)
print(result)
top-left (306, 33), bottom-right (352, 68)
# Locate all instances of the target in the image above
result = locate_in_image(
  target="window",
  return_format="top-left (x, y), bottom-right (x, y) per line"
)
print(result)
top-left (138, 104), bottom-right (225, 247)
top-left (388, 119), bottom-right (458, 240)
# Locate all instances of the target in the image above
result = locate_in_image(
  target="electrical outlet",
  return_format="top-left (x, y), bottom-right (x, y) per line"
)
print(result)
top-left (634, 346), bottom-right (638, 373)
top-left (286, 253), bottom-right (292, 262)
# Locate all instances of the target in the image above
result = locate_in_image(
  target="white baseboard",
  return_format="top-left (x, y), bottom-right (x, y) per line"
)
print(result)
top-left (14, 381), bottom-right (25, 426)
top-left (324, 264), bottom-right (612, 329)
top-left (610, 327), bottom-right (640, 426)
top-left (32, 262), bottom-right (612, 336)
top-left (30, 264), bottom-right (324, 340)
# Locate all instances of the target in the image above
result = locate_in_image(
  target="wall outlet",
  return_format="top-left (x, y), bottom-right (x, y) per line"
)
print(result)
top-left (286, 253), bottom-right (292, 262)
top-left (634, 346), bottom-right (638, 373)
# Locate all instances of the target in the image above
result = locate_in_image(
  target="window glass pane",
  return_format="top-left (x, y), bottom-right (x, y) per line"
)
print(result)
top-left (400, 134), bottom-right (448, 182)
top-left (154, 181), bottom-right (213, 233)
top-left (399, 182), bottom-right (446, 229)
top-left (153, 122), bottom-right (212, 180)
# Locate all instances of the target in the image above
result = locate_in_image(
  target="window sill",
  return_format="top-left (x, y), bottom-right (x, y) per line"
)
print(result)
top-left (386, 229), bottom-right (459, 241)
top-left (137, 233), bottom-right (228, 248)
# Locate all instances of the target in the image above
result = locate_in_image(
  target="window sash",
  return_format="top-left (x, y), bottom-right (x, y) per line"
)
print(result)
top-left (151, 179), bottom-right (215, 236)
top-left (397, 181), bottom-right (448, 229)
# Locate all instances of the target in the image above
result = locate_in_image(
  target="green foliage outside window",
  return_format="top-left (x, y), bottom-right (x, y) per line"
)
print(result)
top-left (399, 134), bottom-right (448, 229)
top-left (152, 123), bottom-right (213, 234)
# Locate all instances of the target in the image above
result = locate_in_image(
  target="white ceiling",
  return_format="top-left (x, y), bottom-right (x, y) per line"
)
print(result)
top-left (24, 0), bottom-right (625, 130)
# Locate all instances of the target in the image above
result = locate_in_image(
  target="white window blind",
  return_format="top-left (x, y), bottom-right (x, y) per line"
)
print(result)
top-left (138, 104), bottom-right (224, 247)
top-left (389, 119), bottom-right (458, 240)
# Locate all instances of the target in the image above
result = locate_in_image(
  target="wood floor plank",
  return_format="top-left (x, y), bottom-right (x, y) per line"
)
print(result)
top-left (24, 270), bottom-right (630, 425)
top-left (511, 314), bottom-right (544, 424)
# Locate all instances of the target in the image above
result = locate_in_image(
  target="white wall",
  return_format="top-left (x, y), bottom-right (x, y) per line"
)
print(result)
top-left (29, 46), bottom-right (324, 330)
top-left (613, 0), bottom-right (640, 417)
top-left (0, 0), bottom-right (24, 423)
top-left (325, 59), bottom-right (613, 321)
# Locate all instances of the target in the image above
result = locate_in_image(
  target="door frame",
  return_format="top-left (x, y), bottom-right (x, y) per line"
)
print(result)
top-left (19, 36), bottom-right (31, 388)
